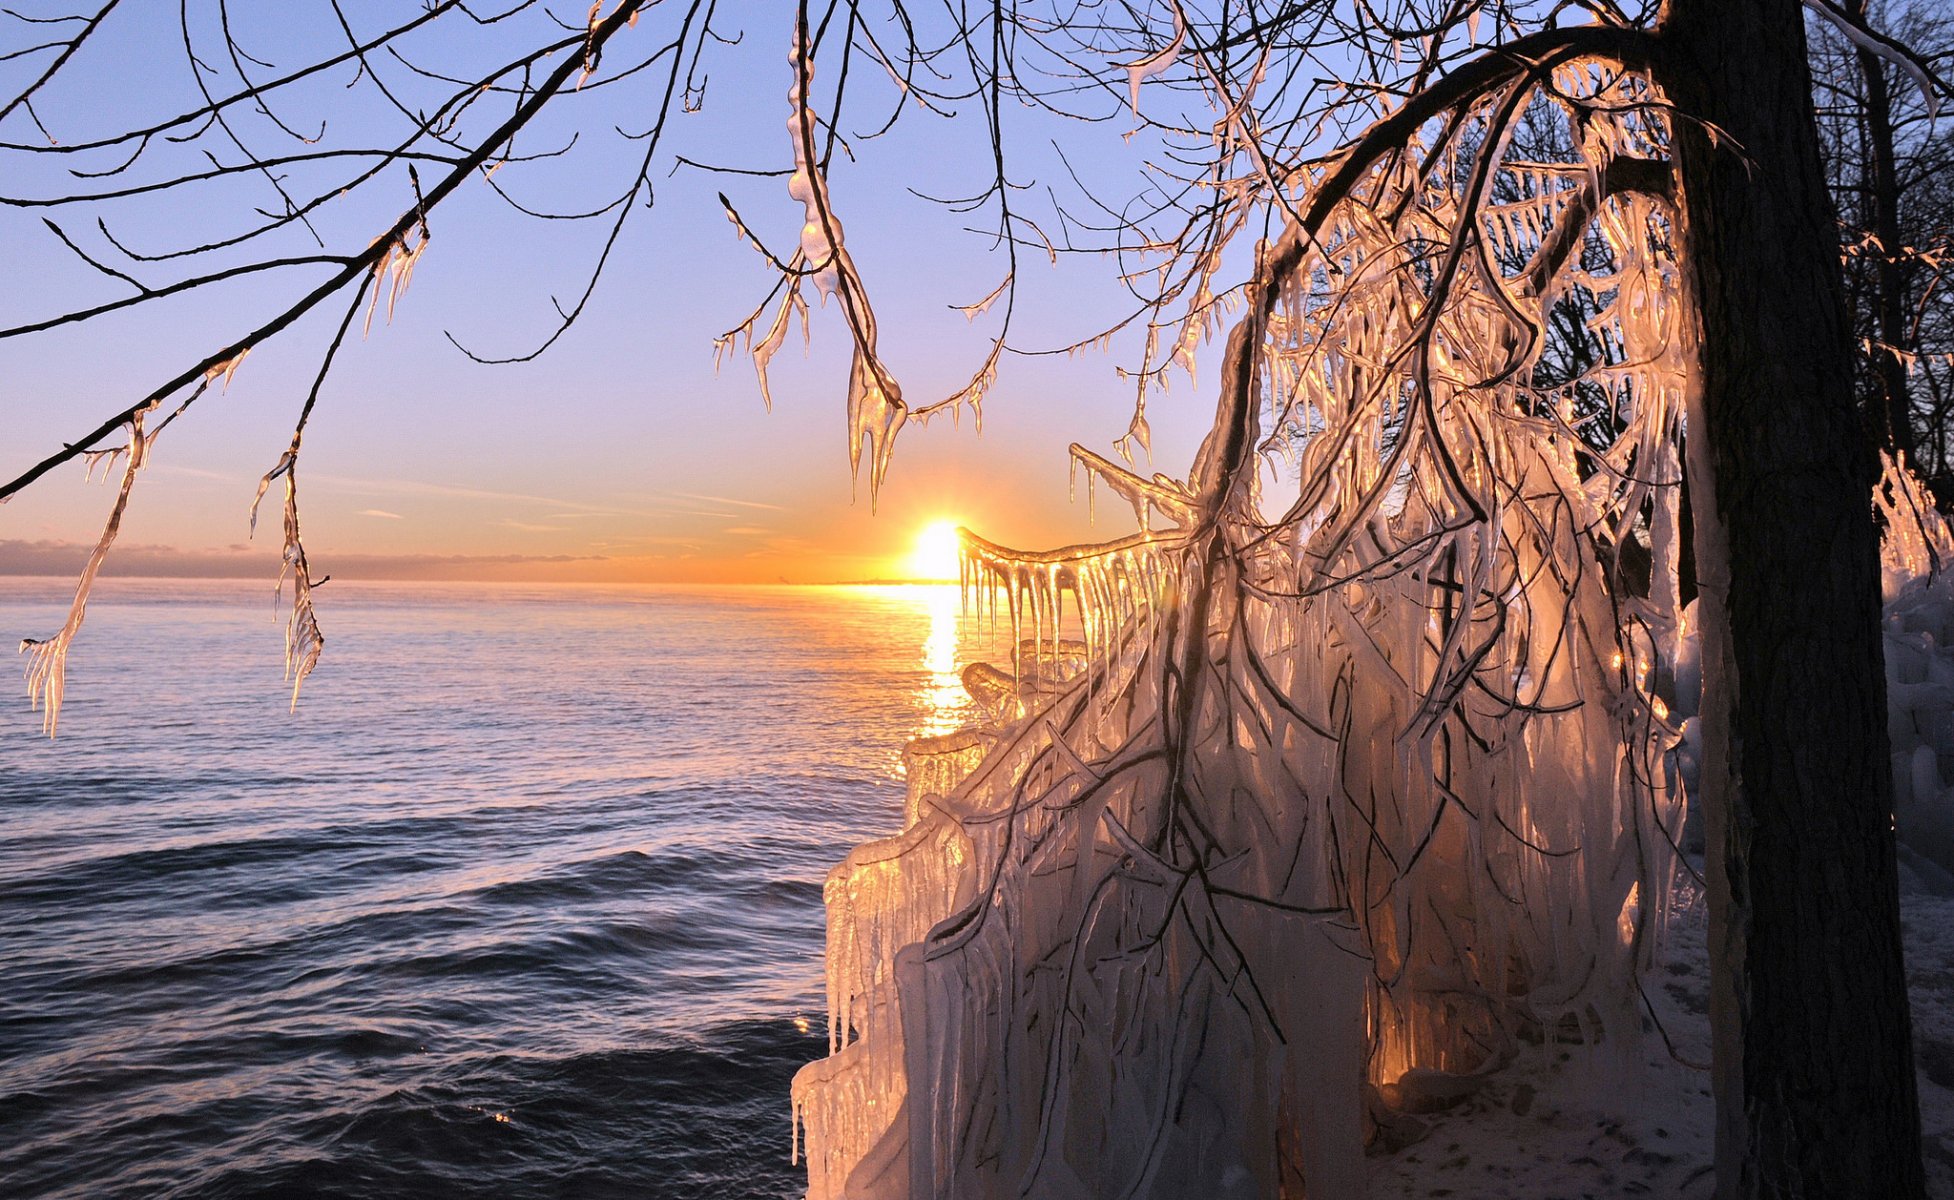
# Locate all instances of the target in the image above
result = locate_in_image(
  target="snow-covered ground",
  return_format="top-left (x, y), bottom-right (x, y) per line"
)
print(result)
top-left (1374, 464), bottom-right (1953, 1198)
top-left (1370, 871), bottom-right (1954, 1198)
top-left (1904, 882), bottom-right (1954, 1197)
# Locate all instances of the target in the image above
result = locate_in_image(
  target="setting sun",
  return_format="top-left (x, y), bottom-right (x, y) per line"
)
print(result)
top-left (906, 520), bottom-right (964, 581)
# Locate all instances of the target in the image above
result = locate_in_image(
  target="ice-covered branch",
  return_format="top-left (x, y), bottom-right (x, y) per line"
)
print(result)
top-left (18, 404), bottom-right (153, 737)
top-left (797, 32), bottom-right (1689, 1197)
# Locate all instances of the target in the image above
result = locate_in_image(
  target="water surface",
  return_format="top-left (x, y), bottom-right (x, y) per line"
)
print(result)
top-left (0, 579), bottom-right (977, 1198)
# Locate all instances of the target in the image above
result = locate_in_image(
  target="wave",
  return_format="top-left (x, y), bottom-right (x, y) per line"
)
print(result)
top-left (4, 1018), bottom-right (821, 1200)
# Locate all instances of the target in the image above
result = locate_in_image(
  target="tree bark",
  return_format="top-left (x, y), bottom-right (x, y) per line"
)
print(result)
top-left (1658, 2), bottom-right (1924, 1196)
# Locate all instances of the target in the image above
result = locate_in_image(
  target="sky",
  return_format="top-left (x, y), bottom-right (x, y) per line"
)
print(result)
top-left (0, 1), bottom-right (1230, 585)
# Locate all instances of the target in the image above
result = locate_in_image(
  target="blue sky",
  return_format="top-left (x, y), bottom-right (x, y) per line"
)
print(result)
top-left (0, 1), bottom-right (1227, 582)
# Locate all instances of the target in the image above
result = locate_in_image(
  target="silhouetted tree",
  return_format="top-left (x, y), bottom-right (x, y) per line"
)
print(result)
top-left (1, 3), bottom-right (1943, 1195)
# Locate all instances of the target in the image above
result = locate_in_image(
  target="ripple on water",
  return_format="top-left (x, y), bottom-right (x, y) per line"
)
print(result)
top-left (0, 581), bottom-right (991, 1199)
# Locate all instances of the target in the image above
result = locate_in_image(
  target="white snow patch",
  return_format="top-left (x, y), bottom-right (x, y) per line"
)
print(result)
top-left (1370, 872), bottom-right (1954, 1198)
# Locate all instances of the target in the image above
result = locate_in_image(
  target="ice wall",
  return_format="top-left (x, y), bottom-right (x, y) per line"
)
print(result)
top-left (1877, 456), bottom-right (1954, 883)
top-left (795, 62), bottom-right (1693, 1200)
top-left (1668, 454), bottom-right (1954, 881)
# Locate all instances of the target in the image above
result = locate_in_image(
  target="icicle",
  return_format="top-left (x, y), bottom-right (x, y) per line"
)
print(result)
top-left (846, 349), bottom-right (907, 503)
top-left (20, 407), bottom-right (155, 737)
top-left (797, 62), bottom-right (1698, 1200)
top-left (1121, 8), bottom-right (1187, 118)
top-left (250, 449), bottom-right (325, 710)
top-left (204, 349), bottom-right (249, 390)
top-left (747, 285), bottom-right (807, 411)
top-left (363, 226), bottom-right (427, 336)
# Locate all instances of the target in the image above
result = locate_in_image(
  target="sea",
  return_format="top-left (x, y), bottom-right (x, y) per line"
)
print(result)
top-left (0, 578), bottom-right (987, 1199)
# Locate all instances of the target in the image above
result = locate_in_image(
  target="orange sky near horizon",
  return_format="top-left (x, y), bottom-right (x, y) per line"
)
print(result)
top-left (0, 2), bottom-right (1226, 589)
top-left (0, 366), bottom-right (1202, 584)
top-left (0, 243), bottom-right (1217, 586)
top-left (0, 363), bottom-right (1206, 585)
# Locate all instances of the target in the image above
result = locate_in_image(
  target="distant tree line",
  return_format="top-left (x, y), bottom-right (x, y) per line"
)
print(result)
top-left (1815, 1), bottom-right (1954, 498)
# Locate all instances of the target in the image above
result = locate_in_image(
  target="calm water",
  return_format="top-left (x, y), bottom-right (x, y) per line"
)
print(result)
top-left (0, 579), bottom-right (982, 1199)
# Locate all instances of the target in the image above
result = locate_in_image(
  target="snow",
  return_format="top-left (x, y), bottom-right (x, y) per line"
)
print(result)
top-left (1371, 871), bottom-right (1954, 1199)
top-left (1902, 887), bottom-right (1954, 1198)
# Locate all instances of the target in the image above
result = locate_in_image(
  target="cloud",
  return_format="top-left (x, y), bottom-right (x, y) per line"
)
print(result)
top-left (589, 535), bottom-right (704, 549)
top-left (307, 476), bottom-right (762, 524)
top-left (156, 465), bottom-right (241, 483)
top-left (0, 539), bottom-right (606, 581)
top-left (0, 539), bottom-right (265, 579)
top-left (308, 472), bottom-right (615, 513)
top-left (669, 491), bottom-right (784, 511)
top-left (357, 509), bottom-right (404, 519)
top-left (494, 519), bottom-right (563, 533)
top-left (722, 525), bottom-right (772, 536)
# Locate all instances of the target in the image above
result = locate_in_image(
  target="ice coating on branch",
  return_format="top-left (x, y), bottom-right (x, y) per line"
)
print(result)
top-left (20, 406), bottom-right (156, 738)
top-left (750, 288), bottom-right (809, 412)
top-left (1878, 451), bottom-right (1953, 595)
top-left (250, 451), bottom-right (325, 709)
top-left (364, 226), bottom-right (427, 337)
top-left (955, 279), bottom-right (1009, 323)
top-left (718, 27), bottom-right (994, 463)
top-left (1803, 0), bottom-right (1942, 118)
top-left (775, 29), bottom-right (909, 501)
top-left (203, 348), bottom-right (249, 390)
top-left (796, 62), bottom-right (1696, 1198)
top-left (1122, 8), bottom-right (1186, 118)
top-left (787, 50), bottom-right (840, 303)
top-left (1068, 443), bottom-right (1195, 532)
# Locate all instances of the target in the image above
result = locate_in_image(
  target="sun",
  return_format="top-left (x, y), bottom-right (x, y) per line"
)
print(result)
top-left (906, 519), bottom-right (964, 582)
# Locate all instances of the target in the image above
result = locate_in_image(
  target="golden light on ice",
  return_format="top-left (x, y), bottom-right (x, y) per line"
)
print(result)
top-left (906, 520), bottom-right (963, 581)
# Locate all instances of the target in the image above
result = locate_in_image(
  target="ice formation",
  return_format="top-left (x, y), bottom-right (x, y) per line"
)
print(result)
top-left (250, 448), bottom-right (325, 711)
top-left (1122, 9), bottom-right (1186, 118)
top-left (776, 22), bottom-right (909, 500)
top-left (1873, 455), bottom-right (1954, 883)
top-left (1663, 454), bottom-right (1954, 881)
top-left (19, 405), bottom-right (156, 737)
top-left (793, 61), bottom-right (1699, 1198)
top-left (717, 20), bottom-right (1006, 506)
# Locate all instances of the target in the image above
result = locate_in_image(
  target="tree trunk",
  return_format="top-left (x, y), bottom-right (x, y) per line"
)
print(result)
top-left (1658, 2), bottom-right (1925, 1196)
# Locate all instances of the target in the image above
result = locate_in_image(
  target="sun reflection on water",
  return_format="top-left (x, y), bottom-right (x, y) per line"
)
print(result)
top-left (917, 584), bottom-right (970, 738)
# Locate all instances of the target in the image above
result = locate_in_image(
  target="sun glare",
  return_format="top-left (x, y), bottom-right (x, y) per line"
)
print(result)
top-left (907, 520), bottom-right (964, 582)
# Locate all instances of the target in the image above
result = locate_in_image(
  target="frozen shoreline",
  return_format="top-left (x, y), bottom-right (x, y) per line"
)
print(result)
top-left (1371, 875), bottom-right (1954, 1198)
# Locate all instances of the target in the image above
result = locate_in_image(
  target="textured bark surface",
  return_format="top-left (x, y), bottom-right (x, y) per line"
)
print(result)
top-left (1660, 1), bottom-right (1925, 1195)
